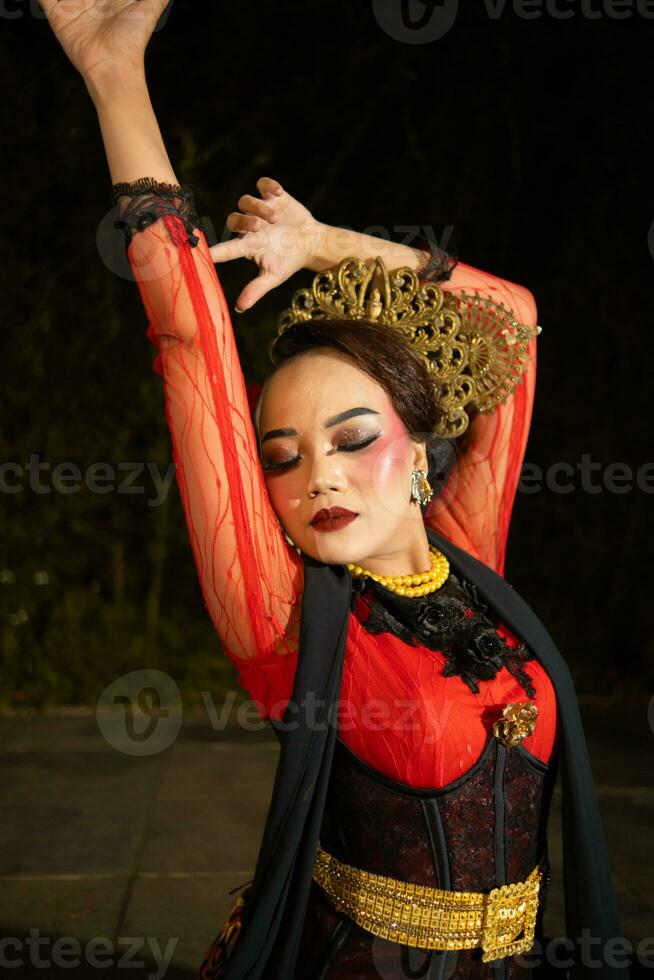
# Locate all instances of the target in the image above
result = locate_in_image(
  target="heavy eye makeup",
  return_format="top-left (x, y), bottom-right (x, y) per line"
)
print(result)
top-left (261, 427), bottom-right (382, 473)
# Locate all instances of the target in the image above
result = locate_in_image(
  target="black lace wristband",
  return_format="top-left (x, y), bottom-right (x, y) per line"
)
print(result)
top-left (414, 233), bottom-right (458, 283)
top-left (111, 177), bottom-right (202, 249)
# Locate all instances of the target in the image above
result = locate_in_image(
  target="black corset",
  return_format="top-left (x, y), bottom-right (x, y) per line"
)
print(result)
top-left (294, 731), bottom-right (559, 980)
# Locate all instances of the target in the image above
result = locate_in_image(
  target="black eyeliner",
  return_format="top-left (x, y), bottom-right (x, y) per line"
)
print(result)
top-left (262, 432), bottom-right (381, 472)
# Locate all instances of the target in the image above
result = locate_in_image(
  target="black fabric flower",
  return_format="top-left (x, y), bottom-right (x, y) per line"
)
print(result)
top-left (413, 594), bottom-right (468, 635)
top-left (455, 574), bottom-right (491, 616)
top-left (351, 570), bottom-right (537, 697)
top-left (471, 627), bottom-right (507, 666)
top-left (441, 626), bottom-right (510, 693)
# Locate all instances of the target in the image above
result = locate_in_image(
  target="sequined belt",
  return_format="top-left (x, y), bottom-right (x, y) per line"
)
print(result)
top-left (312, 841), bottom-right (548, 963)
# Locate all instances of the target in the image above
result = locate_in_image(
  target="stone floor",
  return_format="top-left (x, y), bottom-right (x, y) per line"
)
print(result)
top-left (0, 694), bottom-right (652, 978)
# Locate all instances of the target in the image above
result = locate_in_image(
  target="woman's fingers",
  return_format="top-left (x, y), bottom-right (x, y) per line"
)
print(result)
top-left (209, 237), bottom-right (249, 264)
top-left (226, 212), bottom-right (265, 233)
top-left (234, 179), bottom-right (285, 224)
top-left (256, 176), bottom-right (284, 199)
top-left (237, 194), bottom-right (277, 223)
top-left (235, 270), bottom-right (282, 313)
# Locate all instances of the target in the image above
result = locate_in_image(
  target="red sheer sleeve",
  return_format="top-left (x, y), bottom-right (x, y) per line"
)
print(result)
top-left (113, 179), bottom-right (303, 664)
top-left (421, 259), bottom-right (538, 578)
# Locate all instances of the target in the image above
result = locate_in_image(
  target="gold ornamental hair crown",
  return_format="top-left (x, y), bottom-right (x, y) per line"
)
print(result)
top-left (271, 255), bottom-right (542, 439)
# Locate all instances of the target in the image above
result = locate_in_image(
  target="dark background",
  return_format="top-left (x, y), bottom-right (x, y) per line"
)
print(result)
top-left (1, 0), bottom-right (653, 705)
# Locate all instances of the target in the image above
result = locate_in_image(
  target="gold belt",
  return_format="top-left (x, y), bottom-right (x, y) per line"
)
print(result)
top-left (312, 842), bottom-right (547, 963)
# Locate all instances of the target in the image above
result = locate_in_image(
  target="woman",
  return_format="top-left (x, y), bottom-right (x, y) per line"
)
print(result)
top-left (43, 2), bottom-right (627, 978)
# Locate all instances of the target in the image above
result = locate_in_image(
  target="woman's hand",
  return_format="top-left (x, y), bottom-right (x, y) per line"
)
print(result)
top-left (211, 177), bottom-right (322, 312)
top-left (39, 0), bottom-right (170, 87)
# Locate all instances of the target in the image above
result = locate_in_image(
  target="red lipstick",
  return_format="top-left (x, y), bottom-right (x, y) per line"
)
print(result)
top-left (310, 506), bottom-right (358, 533)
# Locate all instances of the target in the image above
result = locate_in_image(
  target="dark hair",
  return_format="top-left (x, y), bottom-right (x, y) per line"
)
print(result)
top-left (264, 317), bottom-right (467, 505)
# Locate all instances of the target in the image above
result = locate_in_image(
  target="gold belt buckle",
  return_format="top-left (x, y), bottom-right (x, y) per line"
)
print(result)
top-left (480, 865), bottom-right (542, 963)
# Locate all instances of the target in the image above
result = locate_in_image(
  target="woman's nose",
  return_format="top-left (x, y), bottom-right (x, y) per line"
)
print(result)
top-left (307, 454), bottom-right (347, 497)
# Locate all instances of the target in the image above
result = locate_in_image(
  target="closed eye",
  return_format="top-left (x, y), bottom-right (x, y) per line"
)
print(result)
top-left (337, 432), bottom-right (381, 453)
top-left (262, 432), bottom-right (381, 473)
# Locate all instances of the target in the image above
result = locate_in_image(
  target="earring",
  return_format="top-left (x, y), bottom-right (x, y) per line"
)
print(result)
top-left (282, 530), bottom-right (302, 555)
top-left (410, 468), bottom-right (433, 506)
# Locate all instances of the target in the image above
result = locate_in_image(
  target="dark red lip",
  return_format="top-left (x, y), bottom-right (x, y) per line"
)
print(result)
top-left (310, 507), bottom-right (359, 524)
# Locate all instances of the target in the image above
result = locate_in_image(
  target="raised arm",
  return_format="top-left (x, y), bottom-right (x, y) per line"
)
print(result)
top-left (299, 235), bottom-right (538, 577)
top-left (215, 190), bottom-right (537, 578)
top-left (422, 261), bottom-right (538, 577)
top-left (43, 0), bottom-right (303, 663)
top-left (116, 185), bottom-right (304, 662)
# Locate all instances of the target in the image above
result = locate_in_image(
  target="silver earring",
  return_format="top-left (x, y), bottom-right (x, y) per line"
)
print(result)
top-left (282, 529), bottom-right (302, 555)
top-left (410, 468), bottom-right (433, 506)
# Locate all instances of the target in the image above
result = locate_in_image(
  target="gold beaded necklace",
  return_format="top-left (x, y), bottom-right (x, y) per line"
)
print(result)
top-left (347, 545), bottom-right (450, 598)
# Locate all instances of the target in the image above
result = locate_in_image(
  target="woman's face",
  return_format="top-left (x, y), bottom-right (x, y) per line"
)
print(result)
top-left (256, 350), bottom-right (428, 567)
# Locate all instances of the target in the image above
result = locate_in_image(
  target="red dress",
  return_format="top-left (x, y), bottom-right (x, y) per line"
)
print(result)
top-left (114, 180), bottom-right (558, 976)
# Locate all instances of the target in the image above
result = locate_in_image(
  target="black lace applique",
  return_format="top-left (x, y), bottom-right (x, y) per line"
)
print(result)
top-left (453, 574), bottom-right (492, 616)
top-left (351, 571), bottom-right (537, 697)
top-left (414, 233), bottom-right (458, 283)
top-left (111, 177), bottom-right (201, 250)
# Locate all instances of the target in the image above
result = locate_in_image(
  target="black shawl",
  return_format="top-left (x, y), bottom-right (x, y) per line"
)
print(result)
top-left (222, 527), bottom-right (629, 979)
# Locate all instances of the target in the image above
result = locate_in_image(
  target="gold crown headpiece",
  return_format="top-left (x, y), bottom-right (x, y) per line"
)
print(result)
top-left (270, 255), bottom-right (541, 439)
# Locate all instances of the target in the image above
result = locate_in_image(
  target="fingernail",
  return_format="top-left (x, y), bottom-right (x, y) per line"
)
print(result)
top-left (234, 305), bottom-right (244, 314)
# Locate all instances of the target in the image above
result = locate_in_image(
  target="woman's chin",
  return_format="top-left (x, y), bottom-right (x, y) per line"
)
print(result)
top-left (303, 523), bottom-right (367, 565)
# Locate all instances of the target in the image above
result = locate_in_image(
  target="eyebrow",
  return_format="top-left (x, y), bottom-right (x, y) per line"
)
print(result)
top-left (260, 406), bottom-right (380, 444)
